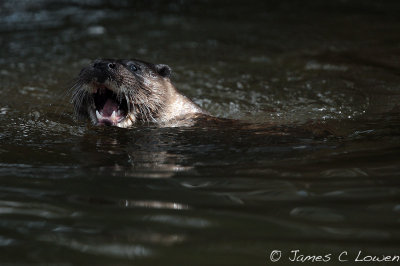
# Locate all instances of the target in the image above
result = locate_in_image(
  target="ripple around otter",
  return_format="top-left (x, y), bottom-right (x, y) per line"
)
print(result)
top-left (0, 0), bottom-right (400, 265)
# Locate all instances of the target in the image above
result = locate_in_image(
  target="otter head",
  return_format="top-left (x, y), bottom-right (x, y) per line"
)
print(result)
top-left (71, 59), bottom-right (172, 127)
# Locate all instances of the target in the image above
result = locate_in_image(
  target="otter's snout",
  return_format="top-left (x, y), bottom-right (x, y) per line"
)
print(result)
top-left (93, 59), bottom-right (117, 71)
top-left (78, 59), bottom-right (118, 84)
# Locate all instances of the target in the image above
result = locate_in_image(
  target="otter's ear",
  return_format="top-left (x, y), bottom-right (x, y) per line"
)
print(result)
top-left (155, 64), bottom-right (171, 78)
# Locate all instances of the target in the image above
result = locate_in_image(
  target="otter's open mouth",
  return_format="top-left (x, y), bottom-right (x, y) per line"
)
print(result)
top-left (92, 86), bottom-right (130, 126)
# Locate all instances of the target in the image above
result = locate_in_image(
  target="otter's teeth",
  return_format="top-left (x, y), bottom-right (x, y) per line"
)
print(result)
top-left (96, 110), bottom-right (102, 119)
top-left (111, 110), bottom-right (117, 119)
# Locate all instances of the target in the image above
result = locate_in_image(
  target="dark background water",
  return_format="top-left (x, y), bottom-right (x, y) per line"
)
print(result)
top-left (0, 0), bottom-right (400, 265)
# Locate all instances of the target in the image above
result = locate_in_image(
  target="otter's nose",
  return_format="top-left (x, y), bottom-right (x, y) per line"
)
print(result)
top-left (93, 60), bottom-right (116, 70)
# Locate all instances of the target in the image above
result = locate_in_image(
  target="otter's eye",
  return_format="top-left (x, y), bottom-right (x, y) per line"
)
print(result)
top-left (129, 64), bottom-right (138, 72)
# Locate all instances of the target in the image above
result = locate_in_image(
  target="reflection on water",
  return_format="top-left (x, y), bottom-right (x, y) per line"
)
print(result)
top-left (121, 200), bottom-right (189, 210)
top-left (0, 0), bottom-right (400, 265)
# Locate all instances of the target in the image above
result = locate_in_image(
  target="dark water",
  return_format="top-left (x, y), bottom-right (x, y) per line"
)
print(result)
top-left (1, 1), bottom-right (400, 265)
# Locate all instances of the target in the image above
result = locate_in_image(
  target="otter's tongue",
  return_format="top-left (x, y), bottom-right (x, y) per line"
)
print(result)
top-left (101, 98), bottom-right (118, 117)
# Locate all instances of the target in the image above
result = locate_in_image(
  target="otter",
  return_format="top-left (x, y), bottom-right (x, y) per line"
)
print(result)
top-left (71, 58), bottom-right (207, 128)
top-left (70, 58), bottom-right (336, 137)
